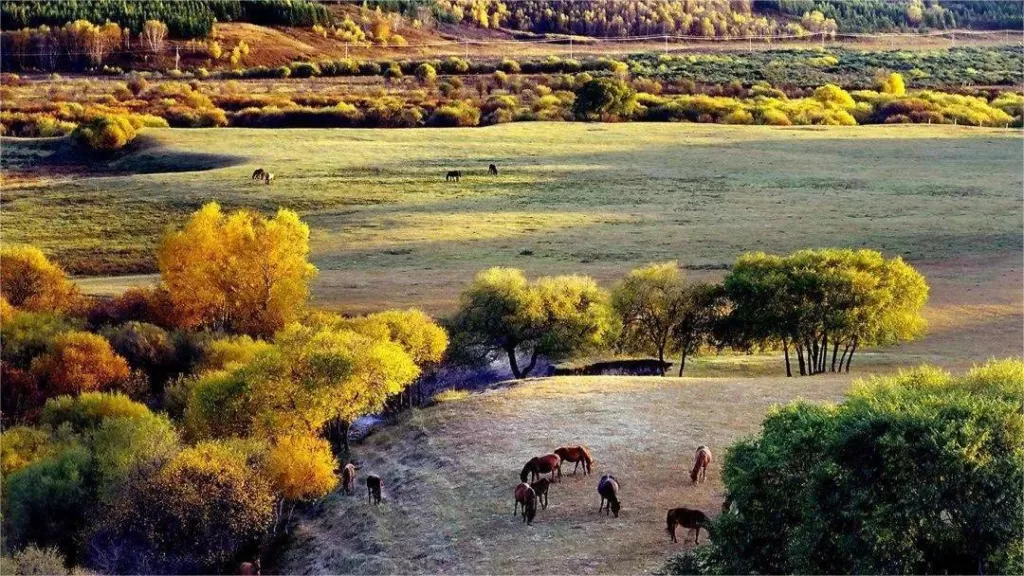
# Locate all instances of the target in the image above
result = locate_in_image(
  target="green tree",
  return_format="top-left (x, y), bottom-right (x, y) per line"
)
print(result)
top-left (612, 262), bottom-right (687, 374)
top-left (450, 268), bottom-right (616, 378)
top-left (696, 359), bottom-right (1024, 575)
top-left (572, 78), bottom-right (637, 121)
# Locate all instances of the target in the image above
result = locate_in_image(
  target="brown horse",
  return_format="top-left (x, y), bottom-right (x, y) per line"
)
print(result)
top-left (445, 170), bottom-right (461, 182)
top-left (251, 168), bottom-right (266, 181)
top-left (513, 482), bottom-right (537, 524)
top-left (690, 446), bottom-right (712, 484)
top-left (239, 559), bottom-right (261, 575)
top-left (666, 508), bottom-right (709, 543)
top-left (520, 454), bottom-right (562, 483)
top-left (530, 478), bottom-right (550, 509)
top-left (341, 463), bottom-right (357, 494)
top-left (366, 475), bottom-right (382, 505)
top-left (597, 474), bottom-right (620, 517)
top-left (555, 445), bottom-right (594, 476)
top-left (488, 163), bottom-right (498, 175)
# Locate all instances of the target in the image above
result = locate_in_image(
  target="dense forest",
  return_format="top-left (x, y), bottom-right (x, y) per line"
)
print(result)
top-left (767, 0), bottom-right (1023, 31)
top-left (0, 0), bottom-right (331, 38)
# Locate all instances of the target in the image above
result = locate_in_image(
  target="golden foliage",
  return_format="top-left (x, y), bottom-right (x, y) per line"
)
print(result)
top-left (264, 435), bottom-right (338, 501)
top-left (30, 332), bottom-right (131, 396)
top-left (157, 202), bottom-right (318, 337)
top-left (0, 245), bottom-right (80, 313)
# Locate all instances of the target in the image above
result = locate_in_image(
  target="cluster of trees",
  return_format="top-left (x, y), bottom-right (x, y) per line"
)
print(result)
top-left (433, 0), bottom-right (808, 39)
top-left (666, 359), bottom-right (1024, 575)
top-left (449, 250), bottom-right (929, 379)
top-left (767, 0), bottom-right (1023, 31)
top-left (0, 0), bottom-right (331, 39)
top-left (0, 203), bottom-right (448, 573)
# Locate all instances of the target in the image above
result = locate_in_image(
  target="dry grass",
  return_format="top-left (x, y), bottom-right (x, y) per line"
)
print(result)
top-left (277, 373), bottom-right (854, 575)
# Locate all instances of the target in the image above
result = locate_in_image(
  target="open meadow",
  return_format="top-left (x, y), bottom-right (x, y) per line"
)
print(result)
top-left (3, 122), bottom-right (1021, 372)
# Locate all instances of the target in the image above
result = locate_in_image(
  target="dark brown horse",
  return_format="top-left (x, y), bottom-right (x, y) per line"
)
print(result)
top-left (597, 474), bottom-right (620, 517)
top-left (488, 164), bottom-right (498, 175)
top-left (514, 482), bottom-right (537, 524)
top-left (341, 463), bottom-right (357, 494)
top-left (555, 445), bottom-right (594, 475)
top-left (521, 454), bottom-right (562, 483)
top-left (239, 558), bottom-right (261, 575)
top-left (251, 168), bottom-right (266, 181)
top-left (445, 170), bottom-right (461, 181)
top-left (690, 446), bottom-right (712, 484)
top-left (530, 478), bottom-right (550, 509)
top-left (366, 475), bottom-right (382, 505)
top-left (666, 508), bottom-right (709, 543)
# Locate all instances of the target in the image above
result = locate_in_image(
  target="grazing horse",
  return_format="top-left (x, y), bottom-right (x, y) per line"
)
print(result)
top-left (513, 482), bottom-right (537, 524)
top-left (597, 474), bottom-right (620, 517)
top-left (366, 475), bottom-right (382, 505)
top-left (530, 478), bottom-right (550, 509)
top-left (554, 445), bottom-right (594, 476)
top-left (264, 172), bottom-right (274, 185)
top-left (520, 454), bottom-right (562, 483)
top-left (488, 163), bottom-right (498, 175)
top-left (251, 168), bottom-right (266, 181)
top-left (666, 508), bottom-right (710, 543)
top-left (690, 446), bottom-right (712, 484)
top-left (445, 170), bottom-right (461, 182)
top-left (341, 463), bottom-right (357, 494)
top-left (239, 559), bottom-right (261, 575)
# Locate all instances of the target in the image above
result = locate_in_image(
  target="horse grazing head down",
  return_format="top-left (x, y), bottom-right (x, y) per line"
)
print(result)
top-left (690, 446), bottom-right (712, 484)
top-left (514, 482), bottom-right (537, 524)
top-left (520, 458), bottom-right (535, 483)
top-left (598, 474), bottom-right (620, 517)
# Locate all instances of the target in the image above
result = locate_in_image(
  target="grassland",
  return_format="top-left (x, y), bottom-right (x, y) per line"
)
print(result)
top-left (4, 122), bottom-right (1020, 375)
top-left (276, 373), bottom-right (855, 574)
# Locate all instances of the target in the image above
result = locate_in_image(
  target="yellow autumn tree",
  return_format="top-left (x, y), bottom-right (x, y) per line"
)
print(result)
top-left (157, 202), bottom-right (317, 337)
top-left (264, 435), bottom-right (338, 502)
top-left (30, 332), bottom-right (131, 396)
top-left (0, 245), bottom-right (81, 313)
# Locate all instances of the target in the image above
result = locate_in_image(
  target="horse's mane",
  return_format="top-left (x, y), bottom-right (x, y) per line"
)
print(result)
top-left (520, 458), bottom-right (535, 482)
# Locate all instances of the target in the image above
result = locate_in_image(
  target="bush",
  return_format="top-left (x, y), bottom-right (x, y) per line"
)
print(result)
top-left (288, 61), bottom-right (320, 78)
top-left (706, 360), bottom-right (1024, 575)
top-left (4, 545), bottom-right (69, 575)
top-left (0, 246), bottom-right (80, 313)
top-left (73, 114), bottom-right (139, 151)
top-left (264, 435), bottom-right (338, 501)
top-left (0, 426), bottom-right (53, 476)
top-left (427, 102), bottom-right (481, 127)
top-left (440, 56), bottom-right (470, 74)
top-left (499, 58), bottom-right (521, 74)
top-left (30, 332), bottom-right (131, 397)
top-left (40, 391), bottom-right (150, 433)
top-left (415, 62), bottom-right (437, 83)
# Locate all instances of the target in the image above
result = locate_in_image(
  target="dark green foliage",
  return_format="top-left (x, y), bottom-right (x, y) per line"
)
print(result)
top-left (573, 78), bottom-right (637, 120)
top-left (665, 360), bottom-right (1024, 575)
top-left (0, 0), bottom-right (330, 39)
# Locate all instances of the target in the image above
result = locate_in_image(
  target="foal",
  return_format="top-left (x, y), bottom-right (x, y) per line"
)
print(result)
top-left (666, 508), bottom-right (709, 543)
top-left (530, 478), bottom-right (550, 509)
top-left (690, 446), bottom-right (712, 484)
top-left (513, 483), bottom-right (537, 525)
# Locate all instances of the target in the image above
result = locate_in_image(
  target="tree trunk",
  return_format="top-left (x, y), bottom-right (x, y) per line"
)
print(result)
top-left (796, 343), bottom-right (806, 376)
top-left (837, 343), bottom-right (850, 372)
top-left (658, 346), bottom-right (666, 376)
top-left (819, 333), bottom-right (828, 374)
top-left (830, 340), bottom-right (840, 372)
top-left (521, 347), bottom-right (539, 378)
top-left (807, 338), bottom-right (818, 375)
top-left (507, 345), bottom-right (524, 379)
top-left (678, 350), bottom-right (687, 377)
top-left (783, 336), bottom-right (792, 377)
top-left (844, 337), bottom-right (858, 372)
top-left (341, 420), bottom-right (350, 454)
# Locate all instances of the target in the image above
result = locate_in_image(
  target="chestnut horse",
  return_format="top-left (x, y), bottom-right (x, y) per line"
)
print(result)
top-left (690, 446), bottom-right (712, 484)
top-left (239, 559), bottom-right (261, 575)
top-left (520, 454), bottom-right (562, 483)
top-left (666, 508), bottom-right (709, 543)
top-left (555, 445), bottom-right (594, 475)
top-left (597, 474), bottom-right (620, 517)
top-left (530, 478), bottom-right (550, 509)
top-left (513, 482), bottom-right (537, 524)
top-left (341, 463), bottom-right (357, 494)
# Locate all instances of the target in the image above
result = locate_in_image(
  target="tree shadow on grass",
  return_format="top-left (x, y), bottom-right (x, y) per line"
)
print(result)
top-left (1, 133), bottom-right (245, 176)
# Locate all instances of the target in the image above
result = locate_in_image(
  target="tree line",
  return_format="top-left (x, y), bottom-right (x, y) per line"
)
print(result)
top-left (448, 250), bottom-right (929, 379)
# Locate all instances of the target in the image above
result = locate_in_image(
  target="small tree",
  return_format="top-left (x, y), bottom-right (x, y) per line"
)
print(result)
top-left (450, 268), bottom-right (615, 378)
top-left (140, 20), bottom-right (168, 54)
top-left (415, 62), bottom-right (437, 84)
top-left (572, 78), bottom-right (636, 121)
top-left (612, 262), bottom-right (686, 374)
top-left (30, 332), bottom-right (131, 397)
top-left (0, 245), bottom-right (80, 313)
top-left (671, 282), bottom-right (727, 376)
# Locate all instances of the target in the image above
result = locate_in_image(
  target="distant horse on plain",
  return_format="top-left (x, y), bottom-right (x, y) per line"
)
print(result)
top-left (446, 170), bottom-right (461, 181)
top-left (251, 168), bottom-right (266, 180)
top-left (488, 164), bottom-right (498, 175)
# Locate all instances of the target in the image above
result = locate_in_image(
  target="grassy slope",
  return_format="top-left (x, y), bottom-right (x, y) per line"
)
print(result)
top-left (277, 373), bottom-right (854, 574)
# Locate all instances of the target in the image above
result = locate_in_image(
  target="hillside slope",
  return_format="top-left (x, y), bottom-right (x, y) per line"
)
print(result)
top-left (277, 373), bottom-right (853, 574)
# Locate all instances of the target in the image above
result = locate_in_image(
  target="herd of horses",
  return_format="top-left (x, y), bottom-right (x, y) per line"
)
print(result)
top-left (249, 164), bottom-right (498, 185)
top-left (512, 444), bottom-right (715, 546)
